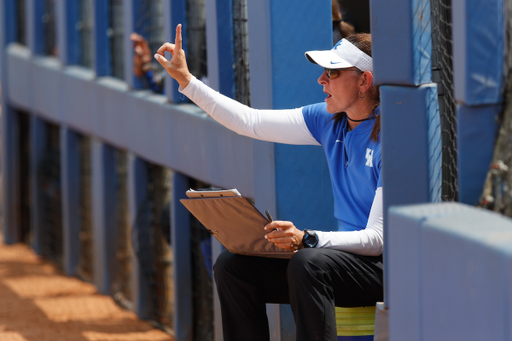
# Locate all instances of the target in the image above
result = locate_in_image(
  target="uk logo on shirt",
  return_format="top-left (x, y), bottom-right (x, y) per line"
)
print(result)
top-left (365, 148), bottom-right (374, 167)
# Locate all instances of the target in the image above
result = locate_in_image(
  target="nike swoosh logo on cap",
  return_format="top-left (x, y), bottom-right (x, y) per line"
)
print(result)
top-left (330, 61), bottom-right (342, 64)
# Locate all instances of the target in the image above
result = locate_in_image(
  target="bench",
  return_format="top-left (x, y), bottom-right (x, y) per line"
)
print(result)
top-left (335, 306), bottom-right (376, 340)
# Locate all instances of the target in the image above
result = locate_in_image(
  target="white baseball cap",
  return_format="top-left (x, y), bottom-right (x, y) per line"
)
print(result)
top-left (305, 39), bottom-right (373, 73)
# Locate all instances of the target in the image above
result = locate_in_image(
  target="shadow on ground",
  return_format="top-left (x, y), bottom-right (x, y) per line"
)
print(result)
top-left (0, 242), bottom-right (175, 341)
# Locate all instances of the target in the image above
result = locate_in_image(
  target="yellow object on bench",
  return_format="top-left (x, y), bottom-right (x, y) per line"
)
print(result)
top-left (336, 306), bottom-right (376, 340)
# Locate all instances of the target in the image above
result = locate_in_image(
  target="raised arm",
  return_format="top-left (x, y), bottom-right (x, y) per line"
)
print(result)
top-left (155, 25), bottom-right (319, 146)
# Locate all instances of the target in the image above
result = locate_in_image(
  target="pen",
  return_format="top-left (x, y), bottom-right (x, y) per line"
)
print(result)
top-left (265, 210), bottom-right (278, 232)
top-left (265, 210), bottom-right (273, 222)
top-left (264, 210), bottom-right (282, 234)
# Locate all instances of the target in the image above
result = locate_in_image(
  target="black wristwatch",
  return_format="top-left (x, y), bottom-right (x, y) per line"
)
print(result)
top-left (302, 229), bottom-right (318, 248)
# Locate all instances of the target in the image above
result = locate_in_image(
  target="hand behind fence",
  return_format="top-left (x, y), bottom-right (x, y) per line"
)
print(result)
top-left (154, 24), bottom-right (192, 89)
top-left (130, 33), bottom-right (152, 77)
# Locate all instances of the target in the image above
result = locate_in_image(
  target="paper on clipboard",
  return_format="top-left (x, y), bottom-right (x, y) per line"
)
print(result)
top-left (180, 189), bottom-right (294, 259)
top-left (186, 188), bottom-right (241, 198)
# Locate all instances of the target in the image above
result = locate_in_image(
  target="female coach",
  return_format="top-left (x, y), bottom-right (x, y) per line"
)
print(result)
top-left (155, 25), bottom-right (383, 341)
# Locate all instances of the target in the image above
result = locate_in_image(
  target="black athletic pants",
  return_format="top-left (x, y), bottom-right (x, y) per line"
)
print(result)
top-left (213, 248), bottom-right (384, 341)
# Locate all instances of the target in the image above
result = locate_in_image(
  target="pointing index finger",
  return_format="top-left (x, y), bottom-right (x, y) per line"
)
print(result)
top-left (175, 24), bottom-right (183, 51)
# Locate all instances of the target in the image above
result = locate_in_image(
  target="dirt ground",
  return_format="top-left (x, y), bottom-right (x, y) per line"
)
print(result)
top-left (0, 241), bottom-right (175, 341)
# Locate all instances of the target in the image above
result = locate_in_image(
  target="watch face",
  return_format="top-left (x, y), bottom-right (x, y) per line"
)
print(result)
top-left (305, 232), bottom-right (318, 247)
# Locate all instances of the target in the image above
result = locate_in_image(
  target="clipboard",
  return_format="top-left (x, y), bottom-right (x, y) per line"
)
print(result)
top-left (180, 189), bottom-right (294, 259)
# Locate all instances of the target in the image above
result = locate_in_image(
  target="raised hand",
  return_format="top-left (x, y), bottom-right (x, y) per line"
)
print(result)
top-left (154, 24), bottom-right (192, 88)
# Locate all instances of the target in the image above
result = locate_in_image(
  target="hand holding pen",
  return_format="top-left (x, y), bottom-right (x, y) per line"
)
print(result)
top-left (263, 210), bottom-right (305, 252)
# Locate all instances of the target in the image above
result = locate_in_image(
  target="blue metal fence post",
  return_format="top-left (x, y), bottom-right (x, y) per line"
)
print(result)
top-left (60, 126), bottom-right (81, 276)
top-left (30, 116), bottom-right (46, 254)
top-left (0, 0), bottom-right (20, 244)
top-left (56, 0), bottom-right (79, 65)
top-left (26, 0), bottom-right (45, 54)
top-left (94, 0), bottom-right (110, 76)
top-left (171, 172), bottom-right (193, 341)
top-left (91, 139), bottom-right (118, 294)
top-left (1, 107), bottom-right (19, 244)
top-left (1, 0), bottom-right (16, 45)
top-left (123, 0), bottom-right (138, 88)
top-left (205, 0), bottom-right (234, 96)
top-left (55, 0), bottom-right (65, 63)
top-left (127, 152), bottom-right (151, 318)
top-left (204, 1), bottom-right (235, 339)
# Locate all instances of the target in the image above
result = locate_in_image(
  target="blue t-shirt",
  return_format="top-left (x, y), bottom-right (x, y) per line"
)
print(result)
top-left (302, 103), bottom-right (382, 232)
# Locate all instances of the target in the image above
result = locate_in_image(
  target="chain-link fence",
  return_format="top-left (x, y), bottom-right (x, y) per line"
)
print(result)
top-left (189, 178), bottom-right (214, 341)
top-left (110, 0), bottom-right (125, 79)
top-left (77, 134), bottom-right (94, 282)
top-left (430, 0), bottom-right (458, 202)
top-left (133, 0), bottom-right (208, 89)
top-left (187, 0), bottom-right (207, 82)
top-left (135, 0), bottom-right (164, 58)
top-left (232, 0), bottom-right (250, 105)
top-left (479, 6), bottom-right (512, 217)
top-left (135, 0), bottom-right (164, 70)
top-left (17, 0), bottom-right (57, 54)
top-left (134, 0), bottom-right (165, 91)
top-left (37, 121), bottom-right (63, 270)
top-left (132, 162), bottom-right (174, 334)
top-left (112, 148), bottom-right (133, 311)
top-left (16, 0), bottom-right (27, 45)
top-left (43, 0), bottom-right (57, 56)
top-left (78, 0), bottom-right (94, 68)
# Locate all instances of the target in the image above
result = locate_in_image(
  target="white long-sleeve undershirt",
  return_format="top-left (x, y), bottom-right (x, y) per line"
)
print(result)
top-left (180, 76), bottom-right (383, 256)
top-left (180, 76), bottom-right (319, 145)
top-left (316, 187), bottom-right (383, 256)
